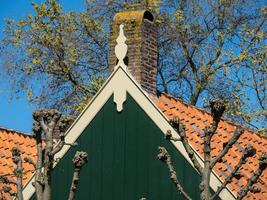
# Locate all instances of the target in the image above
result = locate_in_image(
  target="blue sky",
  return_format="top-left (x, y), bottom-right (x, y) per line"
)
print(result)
top-left (0, 0), bottom-right (84, 134)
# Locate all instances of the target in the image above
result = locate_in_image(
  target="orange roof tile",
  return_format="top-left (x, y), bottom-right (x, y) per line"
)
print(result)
top-left (0, 127), bottom-right (36, 200)
top-left (152, 93), bottom-right (267, 200)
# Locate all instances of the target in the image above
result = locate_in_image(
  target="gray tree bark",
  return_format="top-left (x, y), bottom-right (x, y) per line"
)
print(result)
top-left (68, 151), bottom-right (88, 200)
top-left (32, 109), bottom-right (81, 200)
top-left (11, 147), bottom-right (24, 200)
top-left (158, 146), bottom-right (192, 200)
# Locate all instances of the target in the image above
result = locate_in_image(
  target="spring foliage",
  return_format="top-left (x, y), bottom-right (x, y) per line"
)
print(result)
top-left (1, 0), bottom-right (107, 114)
top-left (1, 0), bottom-right (266, 131)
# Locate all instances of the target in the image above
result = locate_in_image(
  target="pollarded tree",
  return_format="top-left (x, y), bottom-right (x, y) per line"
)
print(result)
top-left (0, 109), bottom-right (88, 200)
top-left (158, 99), bottom-right (267, 200)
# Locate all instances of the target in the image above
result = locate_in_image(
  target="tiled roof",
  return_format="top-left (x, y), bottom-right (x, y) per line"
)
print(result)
top-left (0, 127), bottom-right (36, 199)
top-left (152, 93), bottom-right (267, 200)
top-left (0, 92), bottom-right (266, 200)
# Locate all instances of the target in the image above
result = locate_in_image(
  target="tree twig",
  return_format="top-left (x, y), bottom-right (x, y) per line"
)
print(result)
top-left (237, 153), bottom-right (267, 200)
top-left (2, 186), bottom-right (16, 197)
top-left (165, 130), bottom-right (181, 142)
top-left (210, 127), bottom-right (244, 168)
top-left (170, 117), bottom-right (203, 174)
top-left (211, 145), bottom-right (256, 199)
top-left (24, 157), bottom-right (36, 169)
top-left (158, 146), bottom-right (192, 200)
top-left (50, 115), bottom-right (75, 156)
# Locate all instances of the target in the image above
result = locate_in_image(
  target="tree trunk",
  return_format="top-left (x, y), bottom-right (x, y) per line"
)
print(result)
top-left (200, 135), bottom-right (212, 200)
top-left (68, 169), bottom-right (80, 200)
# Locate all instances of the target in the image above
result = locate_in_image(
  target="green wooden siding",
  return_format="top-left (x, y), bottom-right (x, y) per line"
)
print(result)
top-left (31, 94), bottom-right (208, 200)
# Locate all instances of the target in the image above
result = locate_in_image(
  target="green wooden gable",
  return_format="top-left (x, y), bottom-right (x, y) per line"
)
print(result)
top-left (24, 67), bottom-right (234, 200)
top-left (51, 94), bottom-right (202, 199)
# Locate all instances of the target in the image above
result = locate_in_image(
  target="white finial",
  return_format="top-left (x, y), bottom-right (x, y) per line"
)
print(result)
top-left (114, 24), bottom-right (128, 70)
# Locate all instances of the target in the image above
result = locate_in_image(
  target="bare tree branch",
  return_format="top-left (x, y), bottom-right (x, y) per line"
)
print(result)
top-left (2, 186), bottom-right (16, 197)
top-left (200, 99), bottom-right (226, 200)
top-left (210, 127), bottom-right (244, 168)
top-left (24, 157), bottom-right (36, 169)
top-left (237, 153), bottom-right (267, 200)
top-left (50, 115), bottom-right (75, 156)
top-left (165, 96), bottom-right (266, 200)
top-left (32, 109), bottom-right (62, 200)
top-left (165, 130), bottom-right (181, 142)
top-left (68, 151), bottom-right (88, 200)
top-left (0, 176), bottom-right (17, 185)
top-left (11, 147), bottom-right (24, 200)
top-left (170, 117), bottom-right (203, 174)
top-left (211, 145), bottom-right (256, 199)
top-left (31, 108), bottom-right (77, 200)
top-left (158, 146), bottom-right (192, 200)
top-left (50, 133), bottom-right (65, 156)
top-left (32, 121), bottom-right (44, 200)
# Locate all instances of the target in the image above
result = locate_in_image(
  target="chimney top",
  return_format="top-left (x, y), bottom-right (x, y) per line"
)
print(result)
top-left (113, 9), bottom-right (154, 25)
top-left (123, 3), bottom-right (146, 11)
top-left (109, 7), bottom-right (158, 95)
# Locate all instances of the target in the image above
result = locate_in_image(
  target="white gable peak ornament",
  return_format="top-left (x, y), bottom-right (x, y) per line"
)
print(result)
top-left (114, 24), bottom-right (128, 70)
top-left (113, 24), bottom-right (128, 112)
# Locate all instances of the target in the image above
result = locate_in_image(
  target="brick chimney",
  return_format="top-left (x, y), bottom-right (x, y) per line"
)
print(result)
top-left (108, 5), bottom-right (158, 95)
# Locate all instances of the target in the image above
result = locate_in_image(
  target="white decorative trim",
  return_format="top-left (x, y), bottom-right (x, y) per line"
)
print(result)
top-left (22, 67), bottom-right (120, 200)
top-left (113, 24), bottom-right (128, 111)
top-left (114, 85), bottom-right (127, 112)
top-left (22, 67), bottom-right (236, 200)
top-left (114, 24), bottom-right (128, 71)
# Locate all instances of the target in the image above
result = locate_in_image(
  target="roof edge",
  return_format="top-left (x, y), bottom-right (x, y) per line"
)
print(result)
top-left (0, 126), bottom-right (32, 137)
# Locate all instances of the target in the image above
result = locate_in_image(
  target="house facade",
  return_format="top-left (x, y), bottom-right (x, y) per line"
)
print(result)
top-left (0, 5), bottom-right (266, 200)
